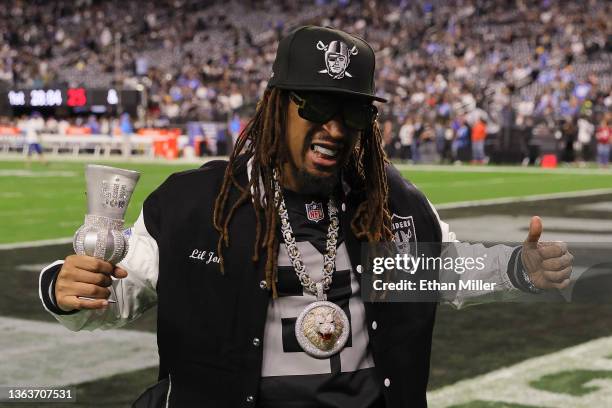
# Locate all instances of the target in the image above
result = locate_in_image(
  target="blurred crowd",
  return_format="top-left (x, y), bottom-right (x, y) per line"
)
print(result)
top-left (0, 0), bottom-right (610, 164)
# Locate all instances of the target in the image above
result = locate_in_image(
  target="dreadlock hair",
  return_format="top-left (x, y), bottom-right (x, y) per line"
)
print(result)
top-left (213, 87), bottom-right (393, 298)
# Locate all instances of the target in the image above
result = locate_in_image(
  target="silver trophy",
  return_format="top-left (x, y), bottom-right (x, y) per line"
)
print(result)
top-left (73, 164), bottom-right (140, 264)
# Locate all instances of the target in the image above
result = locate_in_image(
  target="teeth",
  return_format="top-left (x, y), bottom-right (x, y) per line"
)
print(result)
top-left (313, 145), bottom-right (338, 157)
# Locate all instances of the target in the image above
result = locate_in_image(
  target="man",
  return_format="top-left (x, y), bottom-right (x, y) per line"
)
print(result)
top-left (398, 117), bottom-right (414, 162)
top-left (470, 117), bottom-right (487, 164)
top-left (576, 114), bottom-right (595, 165)
top-left (451, 116), bottom-right (469, 163)
top-left (39, 26), bottom-right (572, 407)
top-left (22, 112), bottom-right (47, 167)
top-left (596, 115), bottom-right (610, 168)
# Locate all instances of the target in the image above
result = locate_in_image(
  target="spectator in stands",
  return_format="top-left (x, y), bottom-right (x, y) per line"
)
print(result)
top-left (45, 117), bottom-right (58, 134)
top-left (412, 116), bottom-right (424, 163)
top-left (398, 117), bottom-right (414, 163)
top-left (500, 102), bottom-right (516, 153)
top-left (452, 117), bottom-right (470, 164)
top-left (576, 114), bottom-right (595, 165)
top-left (119, 113), bottom-right (134, 135)
top-left (21, 113), bottom-right (46, 167)
top-left (57, 118), bottom-right (70, 136)
top-left (560, 118), bottom-right (577, 163)
top-left (419, 122), bottom-right (438, 164)
top-left (100, 117), bottom-right (111, 136)
top-left (596, 116), bottom-right (611, 168)
top-left (433, 120), bottom-right (446, 163)
top-left (86, 115), bottom-right (101, 135)
top-left (0, 0), bottom-right (609, 165)
top-left (471, 118), bottom-right (487, 164)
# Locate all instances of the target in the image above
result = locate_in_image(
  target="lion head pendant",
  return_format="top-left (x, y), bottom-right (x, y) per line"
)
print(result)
top-left (295, 301), bottom-right (350, 358)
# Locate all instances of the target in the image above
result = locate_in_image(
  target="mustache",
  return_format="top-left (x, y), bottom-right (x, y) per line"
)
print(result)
top-left (301, 127), bottom-right (346, 156)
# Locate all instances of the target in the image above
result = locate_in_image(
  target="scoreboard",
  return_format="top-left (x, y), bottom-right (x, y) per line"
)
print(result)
top-left (2, 88), bottom-right (142, 115)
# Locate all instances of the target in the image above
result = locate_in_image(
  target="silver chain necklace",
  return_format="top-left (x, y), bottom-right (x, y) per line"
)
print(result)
top-left (273, 170), bottom-right (349, 358)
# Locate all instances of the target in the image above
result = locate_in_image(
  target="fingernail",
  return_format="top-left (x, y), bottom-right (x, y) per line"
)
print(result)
top-left (102, 300), bottom-right (109, 306)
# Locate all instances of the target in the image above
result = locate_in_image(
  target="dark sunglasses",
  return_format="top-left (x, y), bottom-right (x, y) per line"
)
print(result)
top-left (290, 91), bottom-right (378, 131)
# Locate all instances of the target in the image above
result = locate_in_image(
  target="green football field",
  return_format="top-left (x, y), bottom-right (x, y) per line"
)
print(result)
top-left (1, 159), bottom-right (612, 244)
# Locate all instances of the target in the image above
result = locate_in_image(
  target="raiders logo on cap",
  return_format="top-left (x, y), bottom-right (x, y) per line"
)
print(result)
top-left (316, 40), bottom-right (358, 79)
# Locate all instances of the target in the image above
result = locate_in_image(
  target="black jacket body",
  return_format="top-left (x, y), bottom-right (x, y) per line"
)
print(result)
top-left (141, 157), bottom-right (441, 407)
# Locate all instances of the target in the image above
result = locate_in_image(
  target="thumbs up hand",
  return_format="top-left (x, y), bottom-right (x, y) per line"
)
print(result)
top-left (521, 216), bottom-right (573, 290)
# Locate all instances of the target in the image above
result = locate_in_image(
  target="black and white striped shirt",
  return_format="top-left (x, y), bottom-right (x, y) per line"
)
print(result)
top-left (258, 189), bottom-right (384, 408)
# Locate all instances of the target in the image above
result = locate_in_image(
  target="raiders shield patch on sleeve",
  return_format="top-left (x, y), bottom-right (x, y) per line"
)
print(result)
top-left (391, 214), bottom-right (417, 256)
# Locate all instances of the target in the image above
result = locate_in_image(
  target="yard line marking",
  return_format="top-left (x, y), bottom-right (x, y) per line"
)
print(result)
top-left (0, 316), bottom-right (157, 387)
top-left (0, 237), bottom-right (73, 250)
top-left (0, 192), bottom-right (23, 198)
top-left (16, 263), bottom-right (51, 272)
top-left (427, 335), bottom-right (612, 408)
top-left (0, 206), bottom-right (82, 217)
top-left (0, 170), bottom-right (77, 177)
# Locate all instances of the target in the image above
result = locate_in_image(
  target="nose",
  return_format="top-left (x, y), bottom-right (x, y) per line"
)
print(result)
top-left (322, 114), bottom-right (347, 140)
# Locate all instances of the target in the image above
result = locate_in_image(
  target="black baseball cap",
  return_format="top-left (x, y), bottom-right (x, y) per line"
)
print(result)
top-left (268, 26), bottom-right (387, 103)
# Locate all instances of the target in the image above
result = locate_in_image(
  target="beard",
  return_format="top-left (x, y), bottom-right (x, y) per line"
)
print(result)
top-left (293, 167), bottom-right (339, 196)
top-left (283, 126), bottom-right (343, 196)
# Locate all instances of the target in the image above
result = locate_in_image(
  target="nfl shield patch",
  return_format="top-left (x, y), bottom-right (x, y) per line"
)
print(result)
top-left (123, 227), bottom-right (133, 239)
top-left (305, 201), bottom-right (324, 223)
top-left (391, 214), bottom-right (417, 256)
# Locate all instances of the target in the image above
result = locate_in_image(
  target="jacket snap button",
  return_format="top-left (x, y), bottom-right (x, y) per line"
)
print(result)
top-left (356, 265), bottom-right (363, 274)
top-left (371, 321), bottom-right (377, 330)
top-left (384, 378), bottom-right (391, 387)
top-left (246, 395), bottom-right (254, 402)
top-left (341, 203), bottom-right (346, 212)
top-left (259, 280), bottom-right (268, 290)
top-left (252, 338), bottom-right (261, 347)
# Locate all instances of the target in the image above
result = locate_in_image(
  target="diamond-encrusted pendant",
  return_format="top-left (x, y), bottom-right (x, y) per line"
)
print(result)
top-left (295, 300), bottom-right (350, 358)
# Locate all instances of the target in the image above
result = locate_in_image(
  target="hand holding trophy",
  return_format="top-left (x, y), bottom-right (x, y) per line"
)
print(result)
top-left (55, 165), bottom-right (140, 311)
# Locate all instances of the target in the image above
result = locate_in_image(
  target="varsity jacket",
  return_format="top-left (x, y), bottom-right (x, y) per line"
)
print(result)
top-left (39, 158), bottom-right (525, 407)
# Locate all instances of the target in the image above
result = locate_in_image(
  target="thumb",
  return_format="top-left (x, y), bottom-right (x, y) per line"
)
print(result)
top-left (112, 266), bottom-right (128, 279)
top-left (525, 216), bottom-right (543, 244)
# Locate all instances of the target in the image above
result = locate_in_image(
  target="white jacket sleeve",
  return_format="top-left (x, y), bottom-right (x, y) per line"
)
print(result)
top-left (428, 201), bottom-right (522, 309)
top-left (38, 209), bottom-right (159, 331)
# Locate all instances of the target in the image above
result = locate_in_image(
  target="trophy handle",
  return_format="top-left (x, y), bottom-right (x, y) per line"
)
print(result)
top-left (73, 215), bottom-right (129, 265)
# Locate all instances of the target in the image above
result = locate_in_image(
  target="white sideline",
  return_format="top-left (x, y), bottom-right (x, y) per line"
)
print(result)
top-left (0, 237), bottom-right (73, 250)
